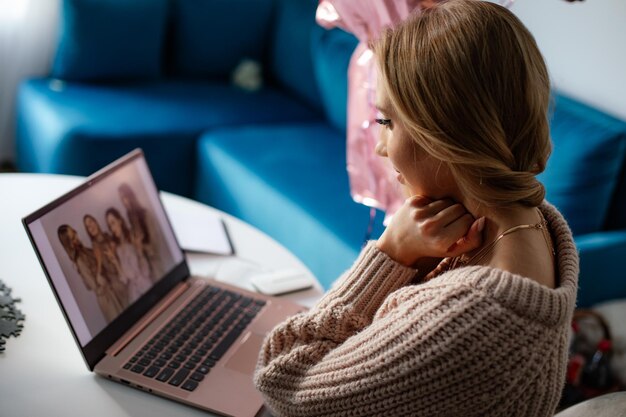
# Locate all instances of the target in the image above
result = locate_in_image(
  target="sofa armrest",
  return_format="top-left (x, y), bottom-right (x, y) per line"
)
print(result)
top-left (575, 230), bottom-right (626, 307)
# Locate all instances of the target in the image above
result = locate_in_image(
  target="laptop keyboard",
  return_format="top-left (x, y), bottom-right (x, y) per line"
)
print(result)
top-left (123, 285), bottom-right (266, 392)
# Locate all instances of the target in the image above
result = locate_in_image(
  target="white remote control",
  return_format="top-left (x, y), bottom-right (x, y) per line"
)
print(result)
top-left (250, 269), bottom-right (315, 296)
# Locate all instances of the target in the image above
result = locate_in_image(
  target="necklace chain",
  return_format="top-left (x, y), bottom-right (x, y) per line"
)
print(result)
top-left (449, 208), bottom-right (555, 270)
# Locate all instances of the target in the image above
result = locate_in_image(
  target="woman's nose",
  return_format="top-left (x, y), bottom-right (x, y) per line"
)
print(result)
top-left (375, 139), bottom-right (388, 157)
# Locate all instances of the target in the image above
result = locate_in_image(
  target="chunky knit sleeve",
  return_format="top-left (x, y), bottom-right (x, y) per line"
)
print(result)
top-left (256, 242), bottom-right (418, 356)
top-left (254, 202), bottom-right (576, 417)
top-left (254, 249), bottom-right (573, 416)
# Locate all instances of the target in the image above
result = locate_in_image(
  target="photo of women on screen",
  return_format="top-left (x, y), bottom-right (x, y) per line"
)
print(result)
top-left (105, 207), bottom-right (152, 302)
top-left (54, 197), bottom-right (171, 324)
top-left (118, 183), bottom-right (166, 282)
top-left (83, 214), bottom-right (130, 310)
top-left (35, 156), bottom-right (182, 341)
top-left (57, 224), bottom-right (123, 322)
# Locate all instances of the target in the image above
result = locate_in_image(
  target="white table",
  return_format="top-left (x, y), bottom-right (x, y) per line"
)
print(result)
top-left (0, 173), bottom-right (323, 417)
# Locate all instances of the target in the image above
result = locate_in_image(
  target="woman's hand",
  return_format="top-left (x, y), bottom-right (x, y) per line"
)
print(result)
top-left (376, 195), bottom-right (485, 267)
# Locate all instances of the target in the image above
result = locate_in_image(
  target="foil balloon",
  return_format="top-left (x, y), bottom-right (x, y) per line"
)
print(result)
top-left (316, 0), bottom-right (515, 222)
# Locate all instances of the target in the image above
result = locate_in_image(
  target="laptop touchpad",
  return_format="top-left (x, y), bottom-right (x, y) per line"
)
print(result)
top-left (224, 332), bottom-right (265, 375)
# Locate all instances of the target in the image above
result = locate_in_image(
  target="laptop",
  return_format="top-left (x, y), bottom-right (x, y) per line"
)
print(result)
top-left (23, 149), bottom-right (305, 417)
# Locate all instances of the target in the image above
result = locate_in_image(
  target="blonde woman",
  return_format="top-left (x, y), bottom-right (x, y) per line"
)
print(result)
top-left (254, 1), bottom-right (578, 416)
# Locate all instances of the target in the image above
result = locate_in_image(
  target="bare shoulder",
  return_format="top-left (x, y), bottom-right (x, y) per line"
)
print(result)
top-left (490, 232), bottom-right (556, 289)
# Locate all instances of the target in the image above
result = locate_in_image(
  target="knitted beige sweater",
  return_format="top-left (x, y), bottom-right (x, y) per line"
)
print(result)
top-left (255, 203), bottom-right (579, 417)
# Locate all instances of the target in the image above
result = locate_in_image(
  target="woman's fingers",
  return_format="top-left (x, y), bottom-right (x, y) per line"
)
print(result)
top-left (434, 203), bottom-right (468, 226)
top-left (444, 213), bottom-right (474, 242)
top-left (446, 217), bottom-right (485, 256)
top-left (424, 199), bottom-right (456, 216)
top-left (380, 195), bottom-right (485, 263)
top-left (407, 194), bottom-right (432, 207)
top-left (465, 216), bottom-right (486, 250)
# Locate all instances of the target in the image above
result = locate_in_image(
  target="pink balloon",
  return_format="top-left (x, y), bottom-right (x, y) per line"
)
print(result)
top-left (316, 0), bottom-right (514, 222)
top-left (316, 0), bottom-right (436, 222)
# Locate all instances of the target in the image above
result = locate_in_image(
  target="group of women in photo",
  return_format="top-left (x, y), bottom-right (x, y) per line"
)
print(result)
top-left (58, 183), bottom-right (164, 323)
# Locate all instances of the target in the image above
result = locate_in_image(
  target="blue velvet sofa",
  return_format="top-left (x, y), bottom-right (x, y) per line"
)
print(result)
top-left (16, 0), bottom-right (626, 307)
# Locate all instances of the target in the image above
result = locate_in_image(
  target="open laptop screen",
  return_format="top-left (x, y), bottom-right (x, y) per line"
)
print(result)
top-left (24, 151), bottom-right (185, 355)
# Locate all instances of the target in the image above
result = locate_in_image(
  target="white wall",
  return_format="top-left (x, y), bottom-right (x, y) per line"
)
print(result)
top-left (0, 0), bottom-right (59, 162)
top-left (511, 0), bottom-right (626, 121)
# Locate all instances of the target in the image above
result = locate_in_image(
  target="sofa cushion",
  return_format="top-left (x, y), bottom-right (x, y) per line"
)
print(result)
top-left (311, 27), bottom-right (358, 132)
top-left (194, 123), bottom-right (385, 288)
top-left (539, 94), bottom-right (626, 235)
top-left (605, 163), bottom-right (626, 231)
top-left (52, 0), bottom-right (168, 81)
top-left (575, 231), bottom-right (626, 307)
top-left (268, 0), bottom-right (322, 111)
top-left (17, 78), bottom-right (320, 196)
top-left (170, 0), bottom-right (274, 78)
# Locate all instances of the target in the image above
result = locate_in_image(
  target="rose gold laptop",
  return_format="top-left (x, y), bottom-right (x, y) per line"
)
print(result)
top-left (23, 149), bottom-right (304, 417)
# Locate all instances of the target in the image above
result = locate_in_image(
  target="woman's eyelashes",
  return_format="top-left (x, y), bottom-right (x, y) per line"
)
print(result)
top-left (375, 118), bottom-right (392, 127)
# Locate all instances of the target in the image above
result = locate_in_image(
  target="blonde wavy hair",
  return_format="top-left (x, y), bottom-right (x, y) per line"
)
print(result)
top-left (373, 0), bottom-right (552, 207)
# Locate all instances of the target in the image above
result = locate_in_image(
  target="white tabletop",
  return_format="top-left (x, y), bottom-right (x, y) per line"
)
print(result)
top-left (0, 173), bottom-right (323, 417)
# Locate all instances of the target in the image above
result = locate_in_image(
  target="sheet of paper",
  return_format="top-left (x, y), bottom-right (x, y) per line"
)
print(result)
top-left (166, 203), bottom-right (234, 255)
